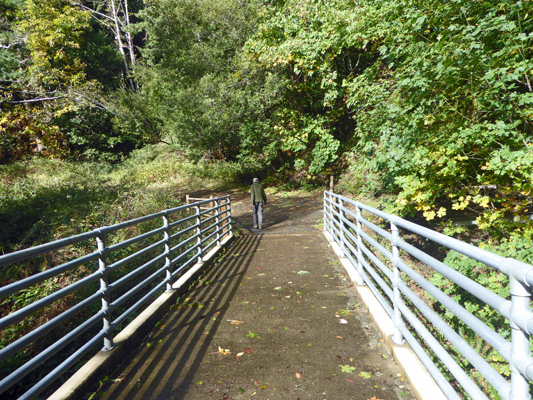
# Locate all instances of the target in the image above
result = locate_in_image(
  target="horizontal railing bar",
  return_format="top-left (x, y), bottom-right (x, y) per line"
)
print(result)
top-left (0, 290), bottom-right (103, 365)
top-left (109, 255), bottom-right (167, 309)
top-left (219, 221), bottom-right (231, 237)
top-left (359, 241), bottom-right (393, 283)
top-left (19, 329), bottom-right (107, 400)
top-left (200, 213), bottom-right (218, 226)
top-left (200, 221), bottom-right (218, 236)
top-left (396, 237), bottom-right (510, 319)
top-left (98, 213), bottom-right (164, 235)
top-left (0, 310), bottom-right (104, 396)
top-left (0, 251), bottom-right (100, 301)
top-left (107, 239), bottom-right (165, 272)
top-left (395, 257), bottom-right (511, 360)
top-left (168, 214), bottom-right (197, 229)
top-left (170, 243), bottom-right (199, 266)
top-left (325, 191), bottom-right (533, 286)
top-left (108, 252), bottom-right (167, 295)
top-left (357, 227), bottom-right (393, 264)
top-left (203, 229), bottom-right (218, 244)
top-left (169, 223), bottom-right (197, 239)
top-left (0, 231), bottom-right (98, 268)
top-left (106, 226), bottom-right (166, 254)
top-left (219, 215), bottom-right (230, 224)
top-left (396, 294), bottom-right (491, 400)
top-left (111, 279), bottom-right (168, 328)
top-left (397, 320), bottom-right (463, 400)
top-left (396, 278), bottom-right (509, 397)
top-left (0, 196), bottom-right (229, 269)
top-left (96, 197), bottom-right (227, 236)
top-left (0, 271), bottom-right (101, 331)
top-left (199, 208), bottom-right (214, 217)
top-left (170, 234), bottom-right (199, 254)
top-left (357, 215), bottom-right (392, 242)
top-left (203, 237), bottom-right (218, 253)
top-left (171, 254), bottom-right (198, 278)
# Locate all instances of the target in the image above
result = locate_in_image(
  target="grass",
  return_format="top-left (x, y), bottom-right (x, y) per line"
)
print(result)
top-left (0, 145), bottom-right (256, 256)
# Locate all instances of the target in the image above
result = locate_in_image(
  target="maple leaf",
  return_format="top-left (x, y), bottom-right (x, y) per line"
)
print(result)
top-left (341, 365), bottom-right (356, 373)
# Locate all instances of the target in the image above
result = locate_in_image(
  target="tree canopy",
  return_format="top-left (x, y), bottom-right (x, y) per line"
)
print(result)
top-left (1, 0), bottom-right (532, 234)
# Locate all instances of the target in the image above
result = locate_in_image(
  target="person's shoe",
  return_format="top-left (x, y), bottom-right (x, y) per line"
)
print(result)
top-left (258, 226), bottom-right (263, 230)
top-left (253, 225), bottom-right (258, 229)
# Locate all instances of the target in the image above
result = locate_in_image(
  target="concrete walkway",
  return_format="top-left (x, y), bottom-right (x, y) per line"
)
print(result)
top-left (89, 194), bottom-right (414, 400)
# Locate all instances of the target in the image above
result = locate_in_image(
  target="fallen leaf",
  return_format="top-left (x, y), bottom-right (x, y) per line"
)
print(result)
top-left (236, 352), bottom-right (244, 357)
top-left (243, 348), bottom-right (254, 354)
top-left (230, 320), bottom-right (244, 325)
top-left (336, 336), bottom-right (343, 339)
top-left (339, 319), bottom-right (348, 324)
top-left (218, 346), bottom-right (231, 355)
top-left (341, 365), bottom-right (357, 373)
top-left (260, 384), bottom-right (267, 390)
top-left (344, 379), bottom-right (356, 383)
top-left (297, 271), bottom-right (310, 275)
top-left (295, 373), bottom-right (301, 379)
top-left (359, 371), bottom-right (373, 379)
top-left (274, 286), bottom-right (282, 290)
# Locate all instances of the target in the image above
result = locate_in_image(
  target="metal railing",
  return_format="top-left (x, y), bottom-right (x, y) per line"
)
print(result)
top-left (324, 191), bottom-right (533, 400)
top-left (0, 196), bottom-right (232, 400)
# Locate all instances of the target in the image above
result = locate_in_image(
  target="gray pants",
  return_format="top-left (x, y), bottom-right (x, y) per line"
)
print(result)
top-left (253, 202), bottom-right (264, 227)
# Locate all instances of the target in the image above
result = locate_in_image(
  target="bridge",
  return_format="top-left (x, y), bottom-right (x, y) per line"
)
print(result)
top-left (0, 191), bottom-right (532, 400)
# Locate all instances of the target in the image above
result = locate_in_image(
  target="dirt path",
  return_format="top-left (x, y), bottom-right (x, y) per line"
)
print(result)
top-left (90, 191), bottom-right (414, 400)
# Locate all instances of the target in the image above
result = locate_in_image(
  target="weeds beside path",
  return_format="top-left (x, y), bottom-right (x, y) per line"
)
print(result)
top-left (89, 191), bottom-right (414, 400)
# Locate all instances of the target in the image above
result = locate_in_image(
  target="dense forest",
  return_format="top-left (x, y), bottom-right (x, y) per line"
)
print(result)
top-left (1, 0), bottom-right (533, 240)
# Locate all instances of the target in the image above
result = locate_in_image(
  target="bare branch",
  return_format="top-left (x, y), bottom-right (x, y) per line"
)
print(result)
top-left (71, 2), bottom-right (115, 21)
top-left (1, 96), bottom-right (66, 104)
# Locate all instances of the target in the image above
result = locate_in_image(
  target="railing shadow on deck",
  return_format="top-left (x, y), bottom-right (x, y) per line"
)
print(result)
top-left (94, 234), bottom-right (262, 400)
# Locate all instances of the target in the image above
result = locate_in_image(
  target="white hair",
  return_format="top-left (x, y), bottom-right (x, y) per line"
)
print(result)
top-left (253, 178), bottom-right (259, 183)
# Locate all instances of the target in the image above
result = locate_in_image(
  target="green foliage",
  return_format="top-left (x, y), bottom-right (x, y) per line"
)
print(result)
top-left (340, 0), bottom-right (533, 234)
top-left (115, 0), bottom-right (276, 159)
top-left (1, 0), bottom-right (132, 162)
top-left (245, 0), bottom-right (361, 177)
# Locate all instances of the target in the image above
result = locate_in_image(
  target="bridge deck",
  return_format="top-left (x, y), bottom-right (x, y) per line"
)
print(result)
top-left (90, 194), bottom-right (413, 400)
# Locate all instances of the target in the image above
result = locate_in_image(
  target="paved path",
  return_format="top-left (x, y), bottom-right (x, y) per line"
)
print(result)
top-left (91, 193), bottom-right (414, 400)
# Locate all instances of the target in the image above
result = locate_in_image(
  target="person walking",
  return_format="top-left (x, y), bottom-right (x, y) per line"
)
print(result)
top-left (250, 177), bottom-right (267, 229)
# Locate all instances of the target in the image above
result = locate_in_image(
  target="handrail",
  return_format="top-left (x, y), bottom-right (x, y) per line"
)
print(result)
top-left (323, 191), bottom-right (533, 400)
top-left (0, 196), bottom-right (232, 400)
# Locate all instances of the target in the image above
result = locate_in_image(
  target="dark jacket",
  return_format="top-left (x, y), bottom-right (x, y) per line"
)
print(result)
top-left (250, 183), bottom-right (267, 204)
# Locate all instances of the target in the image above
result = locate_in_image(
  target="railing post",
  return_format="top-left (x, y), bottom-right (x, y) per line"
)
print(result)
top-left (326, 192), bottom-right (333, 237)
top-left (227, 199), bottom-right (233, 236)
top-left (323, 192), bottom-right (327, 233)
top-left (96, 230), bottom-right (115, 351)
top-left (163, 212), bottom-right (172, 293)
top-left (215, 199), bottom-right (221, 247)
top-left (338, 197), bottom-right (347, 258)
top-left (354, 205), bottom-right (365, 287)
top-left (509, 275), bottom-right (531, 400)
top-left (195, 204), bottom-right (203, 264)
top-left (390, 221), bottom-right (405, 345)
